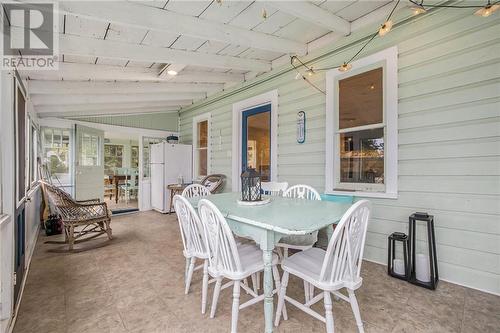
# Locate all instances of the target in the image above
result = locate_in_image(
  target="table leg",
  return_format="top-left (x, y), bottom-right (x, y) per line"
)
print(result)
top-left (115, 179), bottom-right (119, 204)
top-left (168, 190), bottom-right (174, 214)
top-left (261, 230), bottom-right (275, 333)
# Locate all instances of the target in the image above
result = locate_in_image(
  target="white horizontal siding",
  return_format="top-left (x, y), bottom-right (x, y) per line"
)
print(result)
top-left (180, 9), bottom-right (500, 294)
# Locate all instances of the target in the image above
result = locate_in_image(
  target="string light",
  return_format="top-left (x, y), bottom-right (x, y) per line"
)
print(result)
top-left (261, 8), bottom-right (268, 19)
top-left (378, 20), bottom-right (393, 36)
top-left (410, 1), bottom-right (427, 15)
top-left (338, 63), bottom-right (352, 72)
top-left (306, 68), bottom-right (315, 76)
top-left (409, 0), bottom-right (499, 18)
top-left (475, 1), bottom-right (499, 17)
top-left (167, 70), bottom-right (178, 76)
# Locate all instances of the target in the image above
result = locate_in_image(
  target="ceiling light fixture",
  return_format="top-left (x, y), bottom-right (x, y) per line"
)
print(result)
top-left (378, 20), bottom-right (393, 36)
top-left (475, 1), bottom-right (499, 17)
top-left (167, 70), bottom-right (178, 76)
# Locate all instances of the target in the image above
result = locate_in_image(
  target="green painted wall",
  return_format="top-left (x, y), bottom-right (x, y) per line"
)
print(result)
top-left (179, 9), bottom-right (500, 294)
top-left (72, 112), bottom-right (179, 132)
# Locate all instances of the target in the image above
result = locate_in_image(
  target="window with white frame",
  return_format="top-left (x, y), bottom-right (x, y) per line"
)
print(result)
top-left (193, 113), bottom-right (211, 180)
top-left (42, 127), bottom-right (71, 186)
top-left (325, 47), bottom-right (398, 198)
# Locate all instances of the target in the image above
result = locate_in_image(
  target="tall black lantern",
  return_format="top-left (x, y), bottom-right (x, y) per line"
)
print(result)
top-left (241, 168), bottom-right (262, 202)
top-left (408, 212), bottom-right (439, 290)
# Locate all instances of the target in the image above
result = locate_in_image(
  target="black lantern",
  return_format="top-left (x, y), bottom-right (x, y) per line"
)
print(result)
top-left (408, 212), bottom-right (439, 290)
top-left (387, 232), bottom-right (409, 281)
top-left (241, 168), bottom-right (262, 202)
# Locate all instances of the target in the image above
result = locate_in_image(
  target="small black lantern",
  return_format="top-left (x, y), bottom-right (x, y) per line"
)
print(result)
top-left (387, 232), bottom-right (409, 280)
top-left (241, 168), bottom-right (262, 202)
top-left (408, 212), bottom-right (439, 290)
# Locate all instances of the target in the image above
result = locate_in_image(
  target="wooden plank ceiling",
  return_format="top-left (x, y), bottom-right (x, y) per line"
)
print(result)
top-left (15, 0), bottom-right (401, 118)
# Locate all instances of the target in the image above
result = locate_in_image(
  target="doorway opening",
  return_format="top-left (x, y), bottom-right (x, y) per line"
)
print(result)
top-left (103, 131), bottom-right (140, 214)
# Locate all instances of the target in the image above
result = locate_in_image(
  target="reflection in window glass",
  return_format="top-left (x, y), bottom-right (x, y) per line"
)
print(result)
top-left (80, 133), bottom-right (100, 166)
top-left (245, 111), bottom-right (271, 181)
top-left (196, 120), bottom-right (208, 178)
top-left (339, 67), bottom-right (383, 129)
top-left (42, 127), bottom-right (71, 186)
top-left (104, 144), bottom-right (123, 175)
top-left (340, 128), bottom-right (384, 184)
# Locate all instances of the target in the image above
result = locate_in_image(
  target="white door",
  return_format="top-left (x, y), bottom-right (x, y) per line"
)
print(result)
top-left (150, 163), bottom-right (165, 212)
top-left (74, 124), bottom-right (104, 201)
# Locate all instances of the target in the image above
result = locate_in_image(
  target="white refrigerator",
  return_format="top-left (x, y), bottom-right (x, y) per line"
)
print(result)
top-left (150, 142), bottom-right (192, 213)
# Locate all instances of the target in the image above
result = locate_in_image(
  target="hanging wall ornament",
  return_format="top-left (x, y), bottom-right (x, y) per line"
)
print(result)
top-left (297, 111), bottom-right (306, 144)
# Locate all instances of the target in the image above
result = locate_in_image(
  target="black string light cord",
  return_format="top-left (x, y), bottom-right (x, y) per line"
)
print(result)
top-left (290, 0), bottom-right (401, 94)
top-left (408, 0), bottom-right (499, 9)
top-left (290, 0), bottom-right (499, 94)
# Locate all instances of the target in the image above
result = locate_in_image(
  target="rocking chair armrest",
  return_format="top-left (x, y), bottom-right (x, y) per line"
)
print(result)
top-left (76, 198), bottom-right (101, 204)
top-left (57, 202), bottom-right (110, 221)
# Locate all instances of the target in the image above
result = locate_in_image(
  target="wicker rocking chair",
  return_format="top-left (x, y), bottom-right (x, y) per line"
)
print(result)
top-left (41, 181), bottom-right (113, 251)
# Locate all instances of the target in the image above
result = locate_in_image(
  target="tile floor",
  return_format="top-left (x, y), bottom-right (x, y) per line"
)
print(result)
top-left (13, 211), bottom-right (500, 333)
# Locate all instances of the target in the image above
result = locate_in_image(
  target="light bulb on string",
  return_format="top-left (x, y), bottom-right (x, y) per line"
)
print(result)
top-left (295, 72), bottom-right (302, 80)
top-left (378, 20), bottom-right (393, 36)
top-left (261, 8), bottom-right (268, 19)
top-left (306, 68), bottom-right (315, 76)
top-left (475, 2), bottom-right (499, 17)
top-left (410, 2), bottom-right (426, 15)
top-left (338, 63), bottom-right (352, 72)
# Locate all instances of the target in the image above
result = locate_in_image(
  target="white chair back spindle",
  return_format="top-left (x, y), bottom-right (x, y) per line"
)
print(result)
top-left (283, 184), bottom-right (321, 201)
top-left (319, 200), bottom-right (371, 285)
top-left (261, 181), bottom-right (289, 196)
top-left (173, 195), bottom-right (207, 258)
top-left (198, 199), bottom-right (243, 276)
top-left (182, 183), bottom-right (211, 198)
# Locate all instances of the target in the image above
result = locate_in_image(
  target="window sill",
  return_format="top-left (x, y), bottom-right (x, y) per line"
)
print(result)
top-left (326, 190), bottom-right (398, 200)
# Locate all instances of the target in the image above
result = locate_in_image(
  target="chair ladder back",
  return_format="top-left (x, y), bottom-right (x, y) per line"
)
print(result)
top-left (174, 195), bottom-right (206, 257)
top-left (182, 184), bottom-right (211, 198)
top-left (319, 200), bottom-right (371, 284)
top-left (261, 181), bottom-right (288, 196)
top-left (283, 184), bottom-right (321, 200)
top-left (198, 199), bottom-right (242, 275)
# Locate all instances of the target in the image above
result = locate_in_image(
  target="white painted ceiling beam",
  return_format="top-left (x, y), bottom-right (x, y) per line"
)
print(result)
top-left (20, 63), bottom-right (244, 83)
top-left (35, 101), bottom-right (188, 114)
top-left (31, 92), bottom-right (203, 106)
top-left (59, 34), bottom-right (271, 72)
top-left (59, 1), bottom-right (306, 55)
top-left (37, 107), bottom-right (179, 119)
top-left (351, 1), bottom-right (409, 31)
top-left (27, 80), bottom-right (221, 95)
top-left (268, 2), bottom-right (351, 35)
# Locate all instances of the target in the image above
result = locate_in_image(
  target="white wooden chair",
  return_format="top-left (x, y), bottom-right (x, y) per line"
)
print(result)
top-left (277, 184), bottom-right (321, 302)
top-left (182, 183), bottom-right (211, 198)
top-left (261, 181), bottom-right (288, 196)
top-left (173, 195), bottom-right (211, 314)
top-left (198, 199), bottom-right (286, 333)
top-left (275, 200), bottom-right (372, 333)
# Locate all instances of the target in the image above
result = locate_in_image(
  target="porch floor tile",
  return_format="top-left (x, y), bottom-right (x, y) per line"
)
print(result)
top-left (13, 211), bottom-right (500, 333)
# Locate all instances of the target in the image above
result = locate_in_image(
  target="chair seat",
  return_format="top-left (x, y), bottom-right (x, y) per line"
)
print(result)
top-left (209, 242), bottom-right (278, 280)
top-left (282, 247), bottom-right (362, 291)
top-left (277, 230), bottom-right (318, 249)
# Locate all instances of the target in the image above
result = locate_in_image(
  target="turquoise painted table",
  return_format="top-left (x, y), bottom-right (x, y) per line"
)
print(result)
top-left (189, 192), bottom-right (351, 333)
